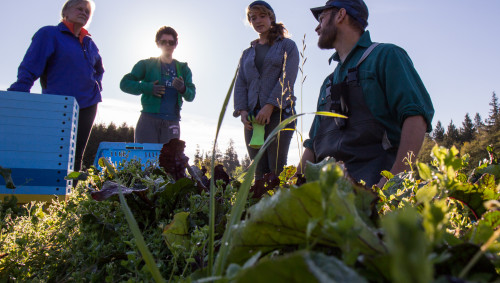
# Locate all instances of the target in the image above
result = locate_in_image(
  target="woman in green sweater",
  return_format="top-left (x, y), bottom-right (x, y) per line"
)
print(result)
top-left (120, 26), bottom-right (196, 143)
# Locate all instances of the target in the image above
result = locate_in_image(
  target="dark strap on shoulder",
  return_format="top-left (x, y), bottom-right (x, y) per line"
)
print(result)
top-left (346, 42), bottom-right (381, 83)
top-left (356, 42), bottom-right (380, 68)
top-left (325, 43), bottom-right (381, 117)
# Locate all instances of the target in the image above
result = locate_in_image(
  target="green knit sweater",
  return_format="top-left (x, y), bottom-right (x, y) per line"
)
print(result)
top-left (120, 57), bottom-right (196, 113)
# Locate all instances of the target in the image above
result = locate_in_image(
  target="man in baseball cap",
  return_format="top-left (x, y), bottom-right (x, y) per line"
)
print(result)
top-left (297, 0), bottom-right (435, 187)
top-left (310, 0), bottom-right (368, 29)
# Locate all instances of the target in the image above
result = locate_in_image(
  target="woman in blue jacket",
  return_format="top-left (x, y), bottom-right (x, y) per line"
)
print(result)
top-left (8, 0), bottom-right (104, 172)
top-left (233, 1), bottom-right (299, 180)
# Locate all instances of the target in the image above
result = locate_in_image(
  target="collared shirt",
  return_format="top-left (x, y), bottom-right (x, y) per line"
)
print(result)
top-left (304, 31), bottom-right (434, 150)
top-left (233, 37), bottom-right (299, 117)
top-left (62, 20), bottom-right (90, 44)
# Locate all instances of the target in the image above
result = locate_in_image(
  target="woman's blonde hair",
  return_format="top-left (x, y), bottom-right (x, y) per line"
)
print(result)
top-left (61, 0), bottom-right (96, 27)
top-left (247, 5), bottom-right (288, 45)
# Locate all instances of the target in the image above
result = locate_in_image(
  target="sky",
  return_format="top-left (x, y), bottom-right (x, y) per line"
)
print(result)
top-left (1, 0), bottom-right (499, 166)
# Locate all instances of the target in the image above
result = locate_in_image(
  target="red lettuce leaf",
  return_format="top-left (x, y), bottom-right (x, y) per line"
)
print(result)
top-left (159, 139), bottom-right (189, 181)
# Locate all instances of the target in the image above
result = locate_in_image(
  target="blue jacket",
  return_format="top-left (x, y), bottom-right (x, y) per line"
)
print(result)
top-left (8, 22), bottom-right (104, 108)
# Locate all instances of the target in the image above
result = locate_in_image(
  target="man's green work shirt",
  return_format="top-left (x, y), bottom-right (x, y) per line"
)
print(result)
top-left (304, 31), bottom-right (434, 151)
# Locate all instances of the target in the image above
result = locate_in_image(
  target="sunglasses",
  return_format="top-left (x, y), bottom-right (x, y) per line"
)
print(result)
top-left (159, 39), bottom-right (177, 46)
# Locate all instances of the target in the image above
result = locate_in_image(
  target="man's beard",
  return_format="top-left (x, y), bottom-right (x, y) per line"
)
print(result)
top-left (318, 21), bottom-right (337, 50)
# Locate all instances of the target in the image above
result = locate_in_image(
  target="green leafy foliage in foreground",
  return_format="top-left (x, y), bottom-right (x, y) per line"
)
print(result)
top-left (0, 160), bottom-right (244, 282)
top-left (1, 145), bottom-right (500, 282)
top-left (215, 146), bottom-right (500, 283)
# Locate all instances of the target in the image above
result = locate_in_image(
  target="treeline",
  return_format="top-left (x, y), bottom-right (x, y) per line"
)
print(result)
top-left (419, 92), bottom-right (500, 170)
top-left (82, 123), bottom-right (251, 177)
top-left (82, 122), bottom-right (134, 169)
top-left (192, 140), bottom-right (252, 177)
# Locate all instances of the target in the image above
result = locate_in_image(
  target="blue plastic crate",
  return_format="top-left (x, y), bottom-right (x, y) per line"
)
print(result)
top-left (93, 142), bottom-right (163, 169)
top-left (0, 91), bottom-right (79, 203)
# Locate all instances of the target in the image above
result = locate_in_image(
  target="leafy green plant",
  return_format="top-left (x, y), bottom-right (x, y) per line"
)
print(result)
top-left (202, 145), bottom-right (500, 282)
top-left (2, 145), bottom-right (500, 281)
top-left (0, 152), bottom-right (237, 282)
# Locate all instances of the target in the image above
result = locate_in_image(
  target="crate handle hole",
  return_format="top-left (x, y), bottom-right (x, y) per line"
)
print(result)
top-left (126, 146), bottom-right (144, 150)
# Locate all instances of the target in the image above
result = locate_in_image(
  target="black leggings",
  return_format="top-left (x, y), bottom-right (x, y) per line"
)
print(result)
top-left (74, 104), bottom-right (97, 172)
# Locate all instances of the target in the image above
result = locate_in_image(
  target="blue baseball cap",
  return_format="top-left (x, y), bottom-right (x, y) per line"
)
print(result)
top-left (310, 0), bottom-right (369, 29)
top-left (248, 1), bottom-right (275, 15)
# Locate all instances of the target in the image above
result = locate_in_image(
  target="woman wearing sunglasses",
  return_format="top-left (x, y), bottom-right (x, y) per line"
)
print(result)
top-left (233, 1), bottom-right (299, 180)
top-left (120, 26), bottom-right (196, 144)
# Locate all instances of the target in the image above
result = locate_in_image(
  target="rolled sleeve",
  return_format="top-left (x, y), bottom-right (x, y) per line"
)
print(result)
top-left (380, 46), bottom-right (434, 133)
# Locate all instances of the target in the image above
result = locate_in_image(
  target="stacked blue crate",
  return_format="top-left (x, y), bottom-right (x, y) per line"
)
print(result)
top-left (0, 91), bottom-right (79, 203)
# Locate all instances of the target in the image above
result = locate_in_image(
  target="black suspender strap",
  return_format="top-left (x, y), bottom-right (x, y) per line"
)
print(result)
top-left (346, 42), bottom-right (381, 83)
top-left (357, 43), bottom-right (381, 68)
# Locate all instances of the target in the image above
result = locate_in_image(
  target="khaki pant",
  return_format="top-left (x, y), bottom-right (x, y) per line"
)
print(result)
top-left (135, 113), bottom-right (180, 144)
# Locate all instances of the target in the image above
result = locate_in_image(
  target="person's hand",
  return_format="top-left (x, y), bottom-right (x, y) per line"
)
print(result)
top-left (173, 77), bottom-right (186, 93)
top-left (240, 110), bottom-right (253, 130)
top-left (152, 80), bottom-right (165, 98)
top-left (255, 104), bottom-right (275, 125)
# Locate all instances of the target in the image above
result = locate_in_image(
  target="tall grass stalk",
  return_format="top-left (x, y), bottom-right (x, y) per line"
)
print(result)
top-left (207, 66), bottom-right (239, 274)
top-left (118, 188), bottom-right (166, 282)
top-left (214, 113), bottom-right (302, 275)
top-left (275, 51), bottom-right (288, 171)
top-left (98, 157), bottom-right (165, 281)
top-left (459, 228), bottom-right (500, 279)
top-left (298, 34), bottom-right (307, 170)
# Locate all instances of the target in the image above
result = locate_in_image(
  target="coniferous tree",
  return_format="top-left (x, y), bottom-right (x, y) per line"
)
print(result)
top-left (443, 120), bottom-right (460, 148)
top-left (107, 122), bottom-right (118, 138)
top-left (193, 145), bottom-right (203, 167)
top-left (201, 152), bottom-right (212, 170)
top-left (417, 135), bottom-right (435, 165)
top-left (460, 113), bottom-right (475, 143)
top-left (194, 143), bottom-right (225, 172)
top-left (117, 122), bottom-right (133, 139)
top-left (432, 121), bottom-right (445, 143)
top-left (474, 112), bottom-right (484, 130)
top-left (459, 93), bottom-right (500, 172)
top-left (241, 154), bottom-right (251, 170)
top-left (222, 139), bottom-right (240, 175)
top-left (213, 143), bottom-right (223, 164)
top-left (486, 92), bottom-right (499, 131)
